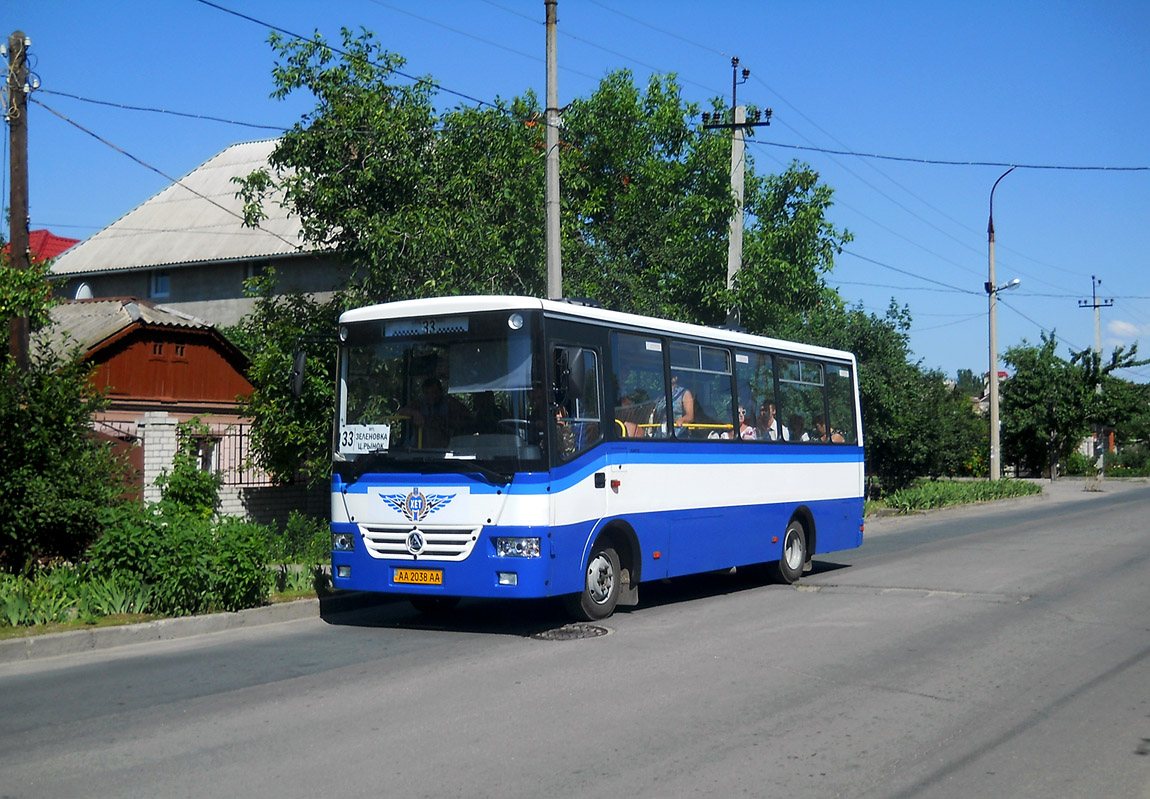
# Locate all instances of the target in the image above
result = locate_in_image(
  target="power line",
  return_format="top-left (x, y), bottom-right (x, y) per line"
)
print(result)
top-left (744, 136), bottom-right (1150, 171)
top-left (912, 313), bottom-right (985, 332)
top-left (191, 0), bottom-right (499, 111)
top-left (998, 298), bottom-right (1086, 354)
top-left (38, 89), bottom-right (288, 131)
top-left (30, 97), bottom-right (300, 251)
top-left (833, 279), bottom-right (974, 295)
top-left (840, 250), bottom-right (981, 295)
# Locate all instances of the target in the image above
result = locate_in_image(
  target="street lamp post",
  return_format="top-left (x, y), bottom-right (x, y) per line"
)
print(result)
top-left (987, 166), bottom-right (1016, 481)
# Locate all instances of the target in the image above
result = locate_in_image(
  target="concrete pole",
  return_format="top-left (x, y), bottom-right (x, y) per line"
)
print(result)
top-left (987, 166), bottom-right (1015, 481)
top-left (544, 0), bottom-right (562, 300)
top-left (726, 105), bottom-right (746, 295)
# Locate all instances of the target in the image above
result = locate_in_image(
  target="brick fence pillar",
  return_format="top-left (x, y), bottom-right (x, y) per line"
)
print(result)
top-left (137, 411), bottom-right (178, 505)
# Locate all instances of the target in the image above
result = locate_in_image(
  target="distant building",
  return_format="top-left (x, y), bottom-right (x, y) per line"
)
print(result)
top-left (39, 298), bottom-right (252, 423)
top-left (49, 139), bottom-right (344, 327)
top-left (34, 298), bottom-right (323, 520)
top-left (3, 228), bottom-right (80, 263)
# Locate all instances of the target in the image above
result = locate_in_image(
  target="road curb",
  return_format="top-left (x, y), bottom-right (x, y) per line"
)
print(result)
top-left (0, 591), bottom-right (388, 665)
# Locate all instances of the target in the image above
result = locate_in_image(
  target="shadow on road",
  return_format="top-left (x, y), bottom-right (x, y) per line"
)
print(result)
top-left (318, 559), bottom-right (854, 637)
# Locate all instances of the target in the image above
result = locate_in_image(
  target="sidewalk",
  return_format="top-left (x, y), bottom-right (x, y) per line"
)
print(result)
top-left (0, 590), bottom-right (388, 666)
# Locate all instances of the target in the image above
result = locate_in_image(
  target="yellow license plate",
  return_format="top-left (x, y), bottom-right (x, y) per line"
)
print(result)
top-left (394, 568), bottom-right (443, 586)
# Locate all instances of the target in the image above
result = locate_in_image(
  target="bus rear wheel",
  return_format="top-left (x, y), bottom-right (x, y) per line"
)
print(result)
top-left (565, 543), bottom-right (621, 621)
top-left (767, 519), bottom-right (807, 584)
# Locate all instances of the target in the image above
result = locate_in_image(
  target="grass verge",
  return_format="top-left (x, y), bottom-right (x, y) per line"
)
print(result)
top-left (871, 479), bottom-right (1042, 515)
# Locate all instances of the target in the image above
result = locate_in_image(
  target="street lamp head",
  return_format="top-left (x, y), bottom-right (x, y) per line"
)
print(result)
top-left (986, 278), bottom-right (1021, 295)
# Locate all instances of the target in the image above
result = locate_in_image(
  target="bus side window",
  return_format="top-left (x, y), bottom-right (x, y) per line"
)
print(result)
top-left (610, 333), bottom-right (667, 439)
top-left (825, 363), bottom-right (857, 444)
top-left (553, 347), bottom-right (603, 460)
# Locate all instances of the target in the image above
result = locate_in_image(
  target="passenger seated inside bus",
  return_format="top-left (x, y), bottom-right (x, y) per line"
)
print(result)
top-left (788, 413), bottom-right (810, 442)
top-left (737, 406), bottom-right (757, 440)
top-left (757, 401), bottom-right (789, 441)
top-left (614, 368), bottom-right (650, 438)
top-left (653, 373), bottom-right (695, 433)
top-left (813, 414), bottom-right (845, 443)
top-left (398, 377), bottom-right (474, 448)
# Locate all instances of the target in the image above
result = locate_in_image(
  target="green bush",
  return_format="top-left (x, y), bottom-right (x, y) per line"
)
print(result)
top-left (1063, 451), bottom-right (1096, 476)
top-left (883, 479), bottom-right (1041, 513)
top-left (211, 517), bottom-right (272, 611)
top-left (87, 506), bottom-right (272, 617)
top-left (155, 420), bottom-right (223, 519)
top-left (0, 350), bottom-right (128, 572)
top-left (269, 511), bottom-right (330, 566)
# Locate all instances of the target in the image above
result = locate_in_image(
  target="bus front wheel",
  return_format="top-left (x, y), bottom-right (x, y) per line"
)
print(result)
top-left (767, 519), bottom-right (807, 584)
top-left (565, 543), bottom-right (621, 621)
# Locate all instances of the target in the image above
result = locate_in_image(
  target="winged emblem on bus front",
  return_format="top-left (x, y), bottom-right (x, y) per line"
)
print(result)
top-left (379, 488), bottom-right (455, 522)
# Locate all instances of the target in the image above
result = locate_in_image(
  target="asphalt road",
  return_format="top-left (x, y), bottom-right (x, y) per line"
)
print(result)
top-left (1, 479), bottom-right (1148, 799)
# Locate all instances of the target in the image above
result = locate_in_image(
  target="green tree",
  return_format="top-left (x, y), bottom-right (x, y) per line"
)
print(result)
top-left (226, 271), bottom-right (341, 484)
top-left (233, 31), bottom-right (853, 481)
top-left (999, 334), bottom-right (1145, 477)
top-left (0, 346), bottom-right (127, 572)
top-left (955, 368), bottom-right (982, 397)
top-left (1001, 334), bottom-right (1086, 477)
top-left (786, 300), bottom-right (987, 494)
top-left (237, 28), bottom-right (546, 304)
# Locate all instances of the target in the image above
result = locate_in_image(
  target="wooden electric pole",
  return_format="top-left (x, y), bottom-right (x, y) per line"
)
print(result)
top-left (6, 30), bottom-right (32, 370)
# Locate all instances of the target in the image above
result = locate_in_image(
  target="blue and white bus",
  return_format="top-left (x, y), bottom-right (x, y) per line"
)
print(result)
top-left (329, 296), bottom-right (864, 619)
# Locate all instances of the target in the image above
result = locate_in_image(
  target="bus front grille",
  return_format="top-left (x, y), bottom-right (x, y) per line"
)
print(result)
top-left (357, 524), bottom-right (482, 561)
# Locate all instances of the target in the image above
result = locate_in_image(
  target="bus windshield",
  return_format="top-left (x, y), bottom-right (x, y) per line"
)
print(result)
top-left (335, 310), bottom-right (547, 479)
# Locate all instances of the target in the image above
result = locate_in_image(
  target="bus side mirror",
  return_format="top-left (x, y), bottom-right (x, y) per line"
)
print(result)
top-left (290, 349), bottom-right (307, 401)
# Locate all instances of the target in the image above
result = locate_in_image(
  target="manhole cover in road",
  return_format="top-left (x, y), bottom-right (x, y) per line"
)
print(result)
top-left (531, 623), bottom-right (610, 641)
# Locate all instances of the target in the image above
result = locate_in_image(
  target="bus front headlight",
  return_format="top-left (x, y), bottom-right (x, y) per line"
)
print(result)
top-left (494, 537), bottom-right (541, 558)
top-left (332, 532), bottom-right (356, 551)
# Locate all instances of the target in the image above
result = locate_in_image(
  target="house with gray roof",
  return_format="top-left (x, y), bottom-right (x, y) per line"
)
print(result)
top-left (50, 139), bottom-right (344, 327)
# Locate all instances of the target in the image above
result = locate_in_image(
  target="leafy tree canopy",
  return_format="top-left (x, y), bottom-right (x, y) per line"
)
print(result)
top-left (1002, 333), bottom-right (1148, 477)
top-left (233, 28), bottom-right (853, 480)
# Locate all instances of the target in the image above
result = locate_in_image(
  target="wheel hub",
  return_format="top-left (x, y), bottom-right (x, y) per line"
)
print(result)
top-left (587, 554), bottom-right (614, 604)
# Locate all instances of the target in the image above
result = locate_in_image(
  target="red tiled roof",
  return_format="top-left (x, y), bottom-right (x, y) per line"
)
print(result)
top-left (3, 229), bottom-right (80, 262)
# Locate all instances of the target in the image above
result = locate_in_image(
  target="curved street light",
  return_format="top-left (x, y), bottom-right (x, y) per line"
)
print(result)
top-left (988, 166), bottom-right (1017, 481)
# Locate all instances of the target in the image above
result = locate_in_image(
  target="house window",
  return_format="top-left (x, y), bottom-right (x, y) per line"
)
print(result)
top-left (197, 437), bottom-right (219, 472)
top-left (150, 271), bottom-right (170, 299)
top-left (243, 262), bottom-right (267, 294)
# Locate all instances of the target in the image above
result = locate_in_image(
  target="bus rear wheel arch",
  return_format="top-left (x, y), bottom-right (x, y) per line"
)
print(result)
top-left (766, 517), bottom-right (810, 585)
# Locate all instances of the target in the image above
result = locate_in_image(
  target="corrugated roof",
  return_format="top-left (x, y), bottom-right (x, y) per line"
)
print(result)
top-left (36, 298), bottom-right (213, 355)
top-left (51, 139), bottom-right (317, 277)
top-left (3, 229), bottom-right (80, 261)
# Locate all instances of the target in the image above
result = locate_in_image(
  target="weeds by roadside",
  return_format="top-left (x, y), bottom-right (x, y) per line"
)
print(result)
top-left (870, 479), bottom-right (1041, 515)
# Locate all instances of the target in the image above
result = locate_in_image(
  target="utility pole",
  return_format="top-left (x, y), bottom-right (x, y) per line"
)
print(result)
top-left (5, 31), bottom-right (31, 371)
top-left (986, 166), bottom-right (1015, 481)
top-left (1079, 275), bottom-right (1114, 475)
top-left (544, 0), bottom-right (562, 300)
top-left (1078, 275), bottom-right (1112, 357)
top-left (702, 57), bottom-right (770, 327)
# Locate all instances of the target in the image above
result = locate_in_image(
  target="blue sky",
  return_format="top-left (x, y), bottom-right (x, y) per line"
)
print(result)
top-left (7, 1), bottom-right (1149, 381)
